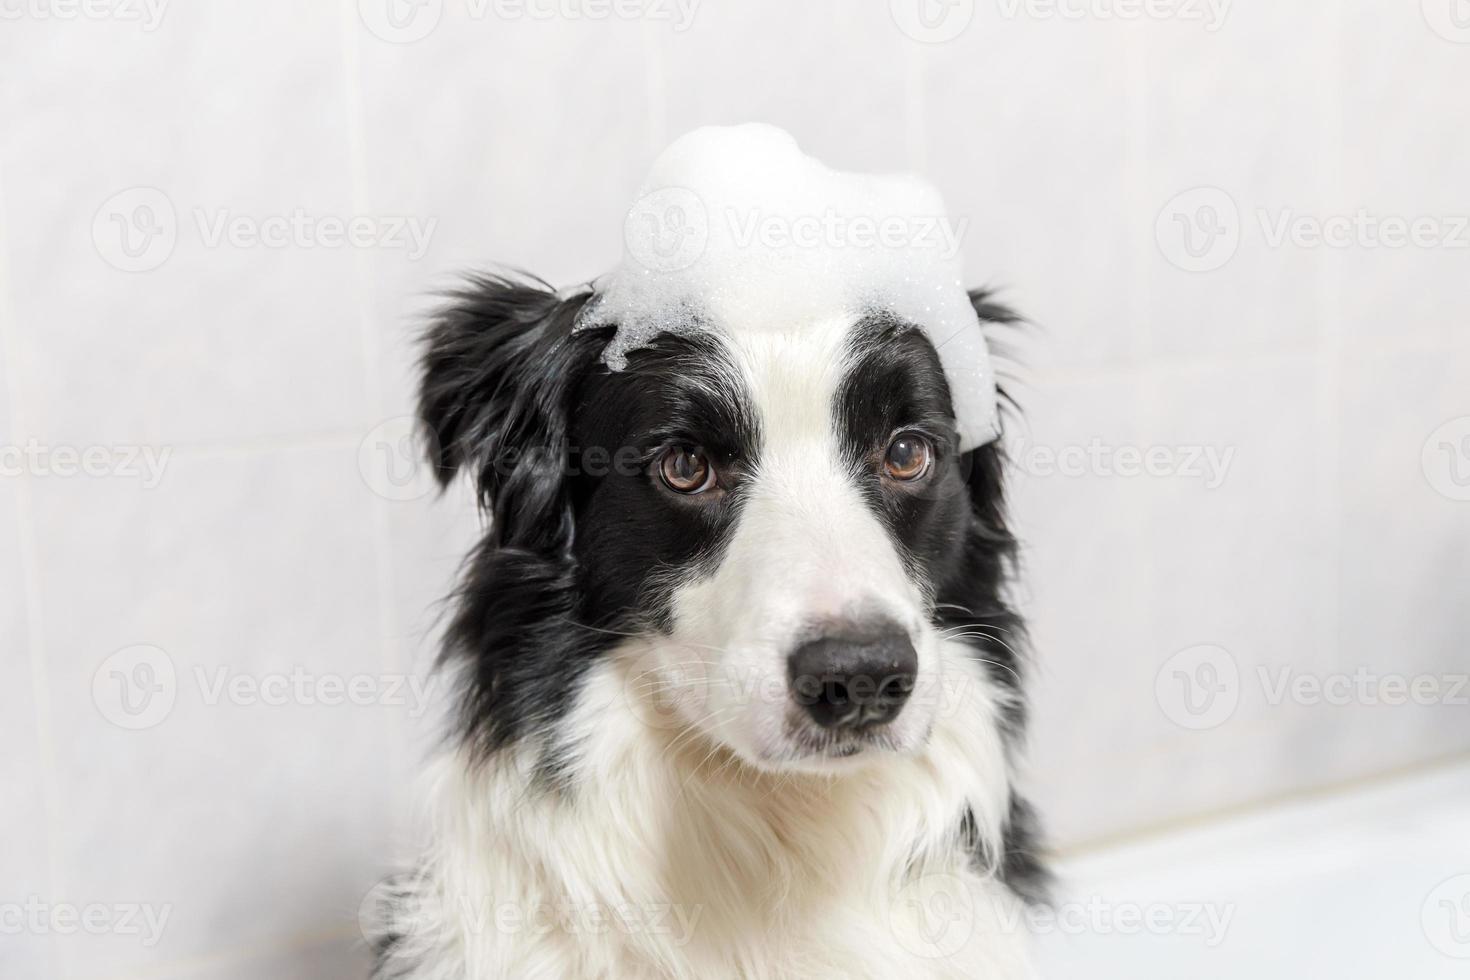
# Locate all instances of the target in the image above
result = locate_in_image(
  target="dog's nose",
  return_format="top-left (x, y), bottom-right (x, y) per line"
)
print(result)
top-left (787, 625), bottom-right (918, 731)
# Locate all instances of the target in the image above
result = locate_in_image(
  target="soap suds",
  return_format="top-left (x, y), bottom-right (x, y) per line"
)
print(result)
top-left (577, 124), bottom-right (999, 450)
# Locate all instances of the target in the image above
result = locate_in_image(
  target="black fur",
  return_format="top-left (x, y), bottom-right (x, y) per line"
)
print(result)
top-left (568, 330), bottom-right (761, 632)
top-left (416, 273), bottom-right (1046, 901)
top-left (419, 275), bottom-right (611, 765)
top-left (834, 298), bottom-right (1047, 902)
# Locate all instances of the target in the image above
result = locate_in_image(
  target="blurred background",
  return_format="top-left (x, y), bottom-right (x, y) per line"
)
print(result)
top-left (2, 1), bottom-right (1468, 977)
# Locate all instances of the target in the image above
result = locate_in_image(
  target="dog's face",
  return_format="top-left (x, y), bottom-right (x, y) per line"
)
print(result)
top-left (420, 277), bottom-right (1019, 778)
top-left (571, 313), bottom-right (976, 771)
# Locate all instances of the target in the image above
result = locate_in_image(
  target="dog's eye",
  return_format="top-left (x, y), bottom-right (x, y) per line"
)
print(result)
top-left (883, 433), bottom-right (932, 482)
top-left (658, 445), bottom-right (717, 494)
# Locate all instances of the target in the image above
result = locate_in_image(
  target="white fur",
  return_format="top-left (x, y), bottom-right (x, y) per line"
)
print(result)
top-left (378, 316), bottom-right (1035, 978)
top-left (377, 646), bottom-right (1033, 978)
top-left (649, 316), bottom-right (938, 770)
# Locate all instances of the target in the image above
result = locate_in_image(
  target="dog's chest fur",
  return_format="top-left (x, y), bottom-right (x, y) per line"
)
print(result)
top-left (375, 646), bottom-right (1034, 979)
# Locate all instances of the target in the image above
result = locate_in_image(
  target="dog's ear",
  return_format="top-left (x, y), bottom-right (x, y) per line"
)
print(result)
top-left (418, 273), bottom-right (601, 553)
top-left (967, 286), bottom-right (1025, 433)
top-left (962, 287), bottom-right (1023, 552)
top-left (967, 288), bottom-right (1021, 332)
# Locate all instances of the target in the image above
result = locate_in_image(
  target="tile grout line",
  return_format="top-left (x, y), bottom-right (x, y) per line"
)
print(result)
top-left (0, 152), bottom-right (67, 977)
top-left (1126, 20), bottom-right (1159, 709)
top-left (137, 427), bottom-right (373, 460)
top-left (1315, 0), bottom-right (1345, 690)
top-left (58, 327), bottom-right (1463, 469)
top-left (339, 0), bottom-right (411, 878)
top-left (901, 25), bottom-right (927, 173)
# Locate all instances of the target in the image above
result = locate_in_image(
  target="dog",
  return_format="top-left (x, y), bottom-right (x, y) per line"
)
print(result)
top-left (369, 273), bottom-right (1046, 978)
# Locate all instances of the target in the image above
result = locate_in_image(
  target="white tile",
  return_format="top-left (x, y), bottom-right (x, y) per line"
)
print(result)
top-left (33, 446), bottom-right (405, 973)
top-left (1336, 2), bottom-right (1470, 346)
top-left (1008, 374), bottom-right (1156, 840)
top-left (0, 2), bottom-right (368, 447)
top-left (350, 383), bottom-right (475, 832)
top-left (0, 364), bottom-right (10, 444)
top-left (351, 3), bottom-right (662, 816)
top-left (1142, 2), bottom-right (1335, 358)
top-left (0, 480), bottom-right (57, 979)
top-left (919, 15), bottom-right (1139, 369)
top-left (378, 477), bottom-right (481, 834)
top-left (353, 8), bottom-right (655, 420)
top-left (382, 491), bottom-right (478, 678)
top-left (1039, 348), bottom-right (1470, 846)
top-left (1041, 711), bottom-right (1423, 849)
top-left (1141, 358), bottom-right (1331, 729)
top-left (1026, 359), bottom-right (1334, 844)
top-left (1335, 345), bottom-right (1470, 749)
top-left (659, 0), bottom-right (910, 173)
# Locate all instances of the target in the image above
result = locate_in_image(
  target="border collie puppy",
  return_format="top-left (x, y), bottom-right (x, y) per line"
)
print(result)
top-left (370, 274), bottom-right (1045, 979)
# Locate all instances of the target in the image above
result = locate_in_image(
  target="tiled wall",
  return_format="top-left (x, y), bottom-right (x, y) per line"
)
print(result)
top-left (2, 1), bottom-right (1467, 976)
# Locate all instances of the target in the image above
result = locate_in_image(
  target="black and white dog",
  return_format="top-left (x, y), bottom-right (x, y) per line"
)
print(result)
top-left (371, 274), bottom-right (1046, 978)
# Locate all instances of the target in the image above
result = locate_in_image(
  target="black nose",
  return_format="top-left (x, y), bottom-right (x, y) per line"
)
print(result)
top-left (787, 625), bottom-right (918, 731)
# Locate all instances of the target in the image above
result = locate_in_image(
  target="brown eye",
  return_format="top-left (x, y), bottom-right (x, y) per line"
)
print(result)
top-left (658, 445), bottom-right (716, 494)
top-left (884, 433), bottom-right (932, 482)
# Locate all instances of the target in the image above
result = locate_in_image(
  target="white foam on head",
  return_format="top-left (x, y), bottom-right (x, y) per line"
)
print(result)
top-left (577, 124), bottom-right (999, 450)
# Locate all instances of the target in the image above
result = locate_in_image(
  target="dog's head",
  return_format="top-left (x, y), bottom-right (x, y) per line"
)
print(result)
top-left (421, 274), bottom-right (1023, 777)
